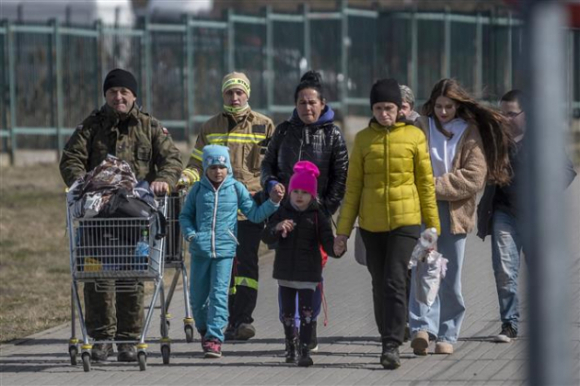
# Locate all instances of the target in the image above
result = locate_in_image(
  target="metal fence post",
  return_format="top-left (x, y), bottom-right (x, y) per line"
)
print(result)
top-left (94, 20), bottom-right (103, 109)
top-left (185, 14), bottom-right (194, 145)
top-left (52, 19), bottom-right (64, 159)
top-left (507, 12), bottom-right (513, 91)
top-left (475, 13), bottom-right (483, 98)
top-left (521, 1), bottom-right (574, 385)
top-left (7, 20), bottom-right (16, 165)
top-left (411, 8), bottom-right (418, 95)
top-left (340, 0), bottom-right (348, 115)
top-left (443, 7), bottom-right (451, 79)
top-left (266, 6), bottom-right (273, 116)
top-left (143, 16), bottom-right (152, 113)
top-left (227, 9), bottom-right (234, 72)
top-left (303, 4), bottom-right (311, 69)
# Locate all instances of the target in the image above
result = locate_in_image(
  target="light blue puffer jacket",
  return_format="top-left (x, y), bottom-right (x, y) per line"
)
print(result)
top-left (179, 145), bottom-right (279, 259)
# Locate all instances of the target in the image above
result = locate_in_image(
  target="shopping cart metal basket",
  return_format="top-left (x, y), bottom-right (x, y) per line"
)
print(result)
top-left (157, 191), bottom-right (194, 343)
top-left (66, 196), bottom-right (170, 371)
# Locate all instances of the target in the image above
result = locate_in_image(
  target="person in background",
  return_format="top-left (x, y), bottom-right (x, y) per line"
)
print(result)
top-left (60, 68), bottom-right (182, 362)
top-left (400, 84), bottom-right (420, 122)
top-left (262, 161), bottom-right (342, 367)
top-left (261, 70), bottom-right (349, 353)
top-left (178, 72), bottom-right (276, 341)
top-left (334, 78), bottom-right (440, 369)
top-left (409, 78), bottom-right (512, 356)
top-left (476, 89), bottom-right (577, 343)
top-left (179, 145), bottom-right (283, 358)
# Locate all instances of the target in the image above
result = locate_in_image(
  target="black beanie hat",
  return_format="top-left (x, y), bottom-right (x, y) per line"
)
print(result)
top-left (370, 78), bottom-right (402, 110)
top-left (103, 69), bottom-right (138, 97)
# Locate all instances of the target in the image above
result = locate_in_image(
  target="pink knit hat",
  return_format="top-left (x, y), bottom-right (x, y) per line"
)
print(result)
top-left (288, 161), bottom-right (320, 197)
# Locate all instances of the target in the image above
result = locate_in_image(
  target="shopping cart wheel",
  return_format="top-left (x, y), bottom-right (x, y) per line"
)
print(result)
top-left (184, 325), bottom-right (194, 343)
top-left (161, 344), bottom-right (170, 365)
top-left (69, 345), bottom-right (78, 366)
top-left (138, 352), bottom-right (147, 371)
top-left (81, 352), bottom-right (91, 372)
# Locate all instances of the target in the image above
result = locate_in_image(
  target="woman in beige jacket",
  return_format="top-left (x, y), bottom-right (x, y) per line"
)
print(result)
top-left (409, 79), bottom-right (512, 356)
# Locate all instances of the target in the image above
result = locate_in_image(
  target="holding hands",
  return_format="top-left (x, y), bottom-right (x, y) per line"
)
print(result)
top-left (275, 219), bottom-right (295, 238)
top-left (269, 183), bottom-right (286, 204)
top-left (334, 235), bottom-right (348, 256)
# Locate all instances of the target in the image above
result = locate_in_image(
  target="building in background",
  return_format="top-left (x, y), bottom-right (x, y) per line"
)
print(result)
top-left (0, 0), bottom-right (135, 26)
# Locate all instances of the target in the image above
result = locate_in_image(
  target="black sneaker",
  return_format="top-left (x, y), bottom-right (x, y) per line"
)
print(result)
top-left (91, 343), bottom-right (114, 361)
top-left (494, 323), bottom-right (518, 343)
top-left (224, 325), bottom-right (236, 341)
top-left (234, 323), bottom-right (256, 340)
top-left (117, 343), bottom-right (137, 362)
top-left (380, 341), bottom-right (401, 370)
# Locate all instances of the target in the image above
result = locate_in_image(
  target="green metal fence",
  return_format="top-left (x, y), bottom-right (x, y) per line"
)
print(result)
top-left (1, 4), bottom-right (579, 164)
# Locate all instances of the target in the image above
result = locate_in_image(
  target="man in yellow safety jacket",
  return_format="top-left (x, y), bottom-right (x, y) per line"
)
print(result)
top-left (179, 72), bottom-right (275, 340)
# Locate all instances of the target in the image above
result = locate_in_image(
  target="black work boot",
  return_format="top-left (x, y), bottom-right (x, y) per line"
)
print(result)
top-left (285, 338), bottom-right (298, 363)
top-left (380, 340), bottom-right (401, 370)
top-left (297, 343), bottom-right (313, 367)
top-left (307, 321), bottom-right (318, 352)
top-left (91, 343), bottom-right (114, 361)
top-left (117, 343), bottom-right (137, 362)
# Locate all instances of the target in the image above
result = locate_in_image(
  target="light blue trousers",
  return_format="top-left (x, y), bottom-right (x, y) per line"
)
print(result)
top-left (190, 255), bottom-right (234, 342)
top-left (409, 201), bottom-right (467, 343)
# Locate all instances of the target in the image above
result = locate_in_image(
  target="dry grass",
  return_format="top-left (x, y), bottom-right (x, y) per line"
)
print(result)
top-left (0, 163), bottom-right (70, 343)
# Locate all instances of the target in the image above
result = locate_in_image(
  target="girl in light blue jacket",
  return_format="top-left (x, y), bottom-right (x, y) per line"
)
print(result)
top-left (179, 145), bottom-right (283, 358)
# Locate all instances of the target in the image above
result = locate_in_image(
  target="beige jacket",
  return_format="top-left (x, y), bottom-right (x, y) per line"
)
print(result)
top-left (182, 109), bottom-right (275, 193)
top-left (415, 116), bottom-right (487, 234)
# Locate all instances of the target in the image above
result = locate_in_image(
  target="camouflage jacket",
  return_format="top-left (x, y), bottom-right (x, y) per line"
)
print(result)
top-left (60, 104), bottom-right (182, 188)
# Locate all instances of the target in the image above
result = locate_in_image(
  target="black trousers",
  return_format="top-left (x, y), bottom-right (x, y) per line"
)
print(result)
top-left (228, 219), bottom-right (264, 326)
top-left (279, 286), bottom-right (314, 346)
top-left (360, 226), bottom-right (420, 344)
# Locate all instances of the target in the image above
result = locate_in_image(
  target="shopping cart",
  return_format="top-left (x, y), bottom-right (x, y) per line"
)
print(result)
top-left (66, 196), bottom-right (170, 372)
top-left (157, 191), bottom-right (194, 343)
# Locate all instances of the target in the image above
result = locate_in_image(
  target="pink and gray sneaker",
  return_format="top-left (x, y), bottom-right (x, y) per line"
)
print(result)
top-left (202, 337), bottom-right (222, 358)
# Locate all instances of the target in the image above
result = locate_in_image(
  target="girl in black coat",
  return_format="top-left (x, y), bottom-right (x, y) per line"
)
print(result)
top-left (262, 161), bottom-right (339, 367)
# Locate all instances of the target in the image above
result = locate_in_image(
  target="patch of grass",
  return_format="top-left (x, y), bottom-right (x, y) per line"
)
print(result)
top-left (0, 164), bottom-right (70, 343)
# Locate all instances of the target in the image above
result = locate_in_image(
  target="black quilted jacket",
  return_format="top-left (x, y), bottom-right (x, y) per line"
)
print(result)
top-left (261, 107), bottom-right (349, 215)
top-left (262, 200), bottom-right (337, 283)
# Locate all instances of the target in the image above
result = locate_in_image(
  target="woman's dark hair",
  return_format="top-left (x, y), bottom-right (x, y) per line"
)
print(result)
top-left (422, 78), bottom-right (513, 186)
top-left (294, 71), bottom-right (325, 103)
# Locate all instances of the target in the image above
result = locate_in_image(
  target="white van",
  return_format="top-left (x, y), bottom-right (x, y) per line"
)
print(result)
top-left (148, 0), bottom-right (212, 21)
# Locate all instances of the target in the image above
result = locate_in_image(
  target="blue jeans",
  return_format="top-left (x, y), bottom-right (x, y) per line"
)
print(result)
top-left (491, 209), bottom-right (524, 330)
top-left (190, 256), bottom-right (234, 342)
top-left (409, 201), bottom-right (467, 343)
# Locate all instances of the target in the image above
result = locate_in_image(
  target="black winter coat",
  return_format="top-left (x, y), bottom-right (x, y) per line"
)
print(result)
top-left (262, 200), bottom-right (338, 283)
top-left (261, 113), bottom-right (349, 215)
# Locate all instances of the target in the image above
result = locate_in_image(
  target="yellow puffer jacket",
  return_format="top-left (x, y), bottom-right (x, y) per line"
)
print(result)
top-left (337, 120), bottom-right (440, 236)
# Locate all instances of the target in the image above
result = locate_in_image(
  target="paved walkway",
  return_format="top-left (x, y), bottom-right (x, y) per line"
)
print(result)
top-left (1, 180), bottom-right (579, 386)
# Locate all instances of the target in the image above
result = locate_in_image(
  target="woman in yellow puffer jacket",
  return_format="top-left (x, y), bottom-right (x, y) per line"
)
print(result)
top-left (334, 78), bottom-right (440, 370)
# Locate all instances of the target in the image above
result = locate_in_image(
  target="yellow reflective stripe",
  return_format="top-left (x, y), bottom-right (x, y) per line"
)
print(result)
top-left (182, 168), bottom-right (200, 183)
top-left (234, 276), bottom-right (259, 290)
top-left (191, 148), bottom-right (203, 161)
top-left (206, 133), bottom-right (266, 144)
top-left (229, 286), bottom-right (237, 295)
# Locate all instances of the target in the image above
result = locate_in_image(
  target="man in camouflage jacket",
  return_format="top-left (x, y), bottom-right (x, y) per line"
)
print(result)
top-left (60, 68), bottom-right (182, 362)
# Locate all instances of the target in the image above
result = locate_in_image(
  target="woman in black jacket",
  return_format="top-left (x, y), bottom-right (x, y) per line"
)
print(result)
top-left (261, 71), bottom-right (349, 353)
